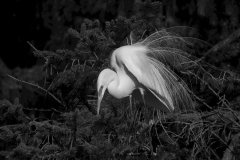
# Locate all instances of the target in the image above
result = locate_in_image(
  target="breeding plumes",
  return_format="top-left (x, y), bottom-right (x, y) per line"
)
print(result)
top-left (97, 29), bottom-right (196, 115)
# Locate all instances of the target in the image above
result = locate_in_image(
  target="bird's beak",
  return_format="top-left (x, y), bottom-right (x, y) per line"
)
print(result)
top-left (97, 86), bottom-right (106, 115)
top-left (97, 96), bottom-right (102, 115)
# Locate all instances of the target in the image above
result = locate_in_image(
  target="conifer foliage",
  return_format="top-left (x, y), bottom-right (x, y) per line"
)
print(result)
top-left (1, 0), bottom-right (240, 159)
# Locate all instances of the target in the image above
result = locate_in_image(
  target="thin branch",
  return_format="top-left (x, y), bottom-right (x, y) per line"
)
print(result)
top-left (23, 107), bottom-right (63, 114)
top-left (27, 41), bottom-right (38, 51)
top-left (6, 74), bottom-right (62, 106)
top-left (201, 28), bottom-right (240, 61)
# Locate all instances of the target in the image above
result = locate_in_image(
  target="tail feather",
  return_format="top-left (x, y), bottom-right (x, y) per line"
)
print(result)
top-left (133, 29), bottom-right (196, 111)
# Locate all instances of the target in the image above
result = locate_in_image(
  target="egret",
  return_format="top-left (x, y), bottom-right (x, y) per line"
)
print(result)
top-left (97, 29), bottom-right (194, 115)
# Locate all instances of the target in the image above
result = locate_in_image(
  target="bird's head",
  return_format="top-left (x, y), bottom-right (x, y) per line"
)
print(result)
top-left (97, 68), bottom-right (117, 115)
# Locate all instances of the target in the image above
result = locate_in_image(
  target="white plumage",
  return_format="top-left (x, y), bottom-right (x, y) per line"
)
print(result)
top-left (97, 29), bottom-right (194, 115)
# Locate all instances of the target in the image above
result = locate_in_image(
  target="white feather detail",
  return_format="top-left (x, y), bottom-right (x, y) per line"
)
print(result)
top-left (112, 29), bottom-right (195, 111)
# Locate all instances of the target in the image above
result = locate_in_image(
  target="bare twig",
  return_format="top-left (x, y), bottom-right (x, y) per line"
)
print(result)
top-left (6, 74), bottom-right (62, 106)
top-left (27, 41), bottom-right (38, 51)
top-left (204, 28), bottom-right (240, 57)
top-left (23, 107), bottom-right (63, 114)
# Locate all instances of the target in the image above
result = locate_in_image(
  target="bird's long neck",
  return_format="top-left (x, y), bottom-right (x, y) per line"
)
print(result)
top-left (108, 69), bottom-right (136, 99)
top-left (107, 76), bottom-right (122, 99)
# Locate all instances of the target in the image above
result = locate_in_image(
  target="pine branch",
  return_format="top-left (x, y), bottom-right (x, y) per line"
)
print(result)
top-left (6, 74), bottom-right (63, 106)
top-left (23, 107), bottom-right (63, 114)
top-left (184, 70), bottom-right (230, 107)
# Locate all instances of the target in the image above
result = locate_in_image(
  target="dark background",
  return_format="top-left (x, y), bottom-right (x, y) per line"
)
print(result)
top-left (2, 0), bottom-right (240, 69)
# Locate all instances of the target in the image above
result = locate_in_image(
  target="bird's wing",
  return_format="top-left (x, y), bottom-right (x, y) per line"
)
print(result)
top-left (118, 46), bottom-right (174, 112)
top-left (132, 86), bottom-right (173, 112)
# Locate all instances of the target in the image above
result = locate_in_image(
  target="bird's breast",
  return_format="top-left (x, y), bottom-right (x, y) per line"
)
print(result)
top-left (108, 67), bottom-right (137, 99)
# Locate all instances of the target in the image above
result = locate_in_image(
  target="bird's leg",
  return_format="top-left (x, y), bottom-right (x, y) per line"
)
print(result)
top-left (157, 110), bottom-right (161, 119)
top-left (139, 88), bottom-right (146, 107)
top-left (129, 95), bottom-right (133, 115)
top-left (139, 88), bottom-right (149, 122)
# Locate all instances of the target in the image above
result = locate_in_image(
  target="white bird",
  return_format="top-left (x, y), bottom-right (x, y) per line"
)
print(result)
top-left (97, 29), bottom-right (194, 115)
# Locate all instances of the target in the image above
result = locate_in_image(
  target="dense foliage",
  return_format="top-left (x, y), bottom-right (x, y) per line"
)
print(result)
top-left (1, 0), bottom-right (240, 159)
